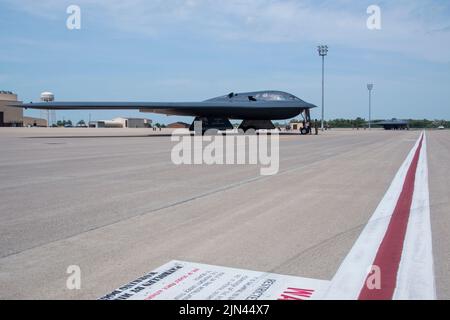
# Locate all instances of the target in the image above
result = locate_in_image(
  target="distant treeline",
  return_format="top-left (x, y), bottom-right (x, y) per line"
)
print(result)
top-left (281, 118), bottom-right (448, 129)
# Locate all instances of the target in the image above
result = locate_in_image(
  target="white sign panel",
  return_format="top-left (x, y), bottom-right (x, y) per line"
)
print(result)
top-left (100, 260), bottom-right (330, 300)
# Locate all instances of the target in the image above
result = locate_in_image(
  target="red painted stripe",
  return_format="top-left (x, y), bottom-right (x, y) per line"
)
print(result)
top-left (358, 134), bottom-right (424, 300)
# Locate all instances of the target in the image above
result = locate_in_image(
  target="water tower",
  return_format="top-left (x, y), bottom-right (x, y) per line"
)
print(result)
top-left (40, 92), bottom-right (55, 127)
top-left (40, 91), bottom-right (55, 102)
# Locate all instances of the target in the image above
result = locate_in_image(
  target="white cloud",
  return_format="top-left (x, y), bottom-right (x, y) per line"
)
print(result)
top-left (4, 0), bottom-right (450, 62)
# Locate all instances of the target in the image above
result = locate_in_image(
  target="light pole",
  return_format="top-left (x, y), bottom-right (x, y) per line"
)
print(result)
top-left (317, 45), bottom-right (328, 131)
top-left (367, 84), bottom-right (374, 129)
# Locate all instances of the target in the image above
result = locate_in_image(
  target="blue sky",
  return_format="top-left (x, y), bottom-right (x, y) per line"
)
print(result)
top-left (1, 0), bottom-right (450, 124)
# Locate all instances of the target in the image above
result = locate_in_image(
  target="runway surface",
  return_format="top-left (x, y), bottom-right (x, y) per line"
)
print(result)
top-left (0, 128), bottom-right (448, 299)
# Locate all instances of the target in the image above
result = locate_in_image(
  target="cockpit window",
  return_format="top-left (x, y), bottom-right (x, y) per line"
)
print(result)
top-left (255, 92), bottom-right (300, 101)
top-left (205, 91), bottom-right (302, 102)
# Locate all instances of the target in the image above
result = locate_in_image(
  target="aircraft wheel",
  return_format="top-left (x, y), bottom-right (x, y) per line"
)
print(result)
top-left (300, 128), bottom-right (308, 135)
top-left (244, 127), bottom-right (257, 134)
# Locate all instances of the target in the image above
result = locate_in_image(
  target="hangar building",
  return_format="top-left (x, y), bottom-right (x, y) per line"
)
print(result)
top-left (0, 91), bottom-right (23, 127)
top-left (1, 91), bottom-right (48, 127)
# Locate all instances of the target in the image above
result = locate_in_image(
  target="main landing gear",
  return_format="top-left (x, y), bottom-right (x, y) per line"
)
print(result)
top-left (189, 117), bottom-right (276, 135)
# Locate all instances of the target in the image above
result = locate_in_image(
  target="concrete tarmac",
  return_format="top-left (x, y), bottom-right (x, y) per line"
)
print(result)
top-left (0, 128), bottom-right (448, 299)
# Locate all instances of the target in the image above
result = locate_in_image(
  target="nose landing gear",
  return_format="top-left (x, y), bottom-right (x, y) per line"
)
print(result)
top-left (300, 127), bottom-right (310, 135)
top-left (299, 109), bottom-right (312, 135)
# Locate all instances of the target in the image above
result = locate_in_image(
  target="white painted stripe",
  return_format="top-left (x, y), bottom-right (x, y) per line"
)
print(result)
top-left (393, 133), bottom-right (436, 299)
top-left (324, 132), bottom-right (424, 299)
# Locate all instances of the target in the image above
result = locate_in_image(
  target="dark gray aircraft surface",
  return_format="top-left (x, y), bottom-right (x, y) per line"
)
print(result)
top-left (375, 119), bottom-right (409, 130)
top-left (16, 90), bottom-right (317, 133)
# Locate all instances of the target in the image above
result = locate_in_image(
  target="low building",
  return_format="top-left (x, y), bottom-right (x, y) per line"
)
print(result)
top-left (23, 116), bottom-right (48, 127)
top-left (0, 91), bottom-right (23, 127)
top-left (167, 122), bottom-right (190, 129)
top-left (89, 117), bottom-right (152, 128)
top-left (115, 117), bottom-right (152, 128)
top-left (375, 119), bottom-right (409, 130)
top-left (89, 120), bottom-right (123, 128)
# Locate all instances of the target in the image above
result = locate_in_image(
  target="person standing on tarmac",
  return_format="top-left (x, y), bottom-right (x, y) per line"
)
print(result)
top-left (314, 119), bottom-right (319, 135)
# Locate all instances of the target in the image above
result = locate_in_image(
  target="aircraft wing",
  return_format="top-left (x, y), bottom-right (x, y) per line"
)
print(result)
top-left (19, 101), bottom-right (249, 117)
top-left (13, 100), bottom-right (315, 120)
top-left (10, 91), bottom-right (317, 120)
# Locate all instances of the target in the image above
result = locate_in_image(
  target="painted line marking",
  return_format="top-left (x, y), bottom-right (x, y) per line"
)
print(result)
top-left (325, 131), bottom-right (435, 300)
top-left (394, 132), bottom-right (435, 299)
top-left (358, 135), bottom-right (423, 299)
